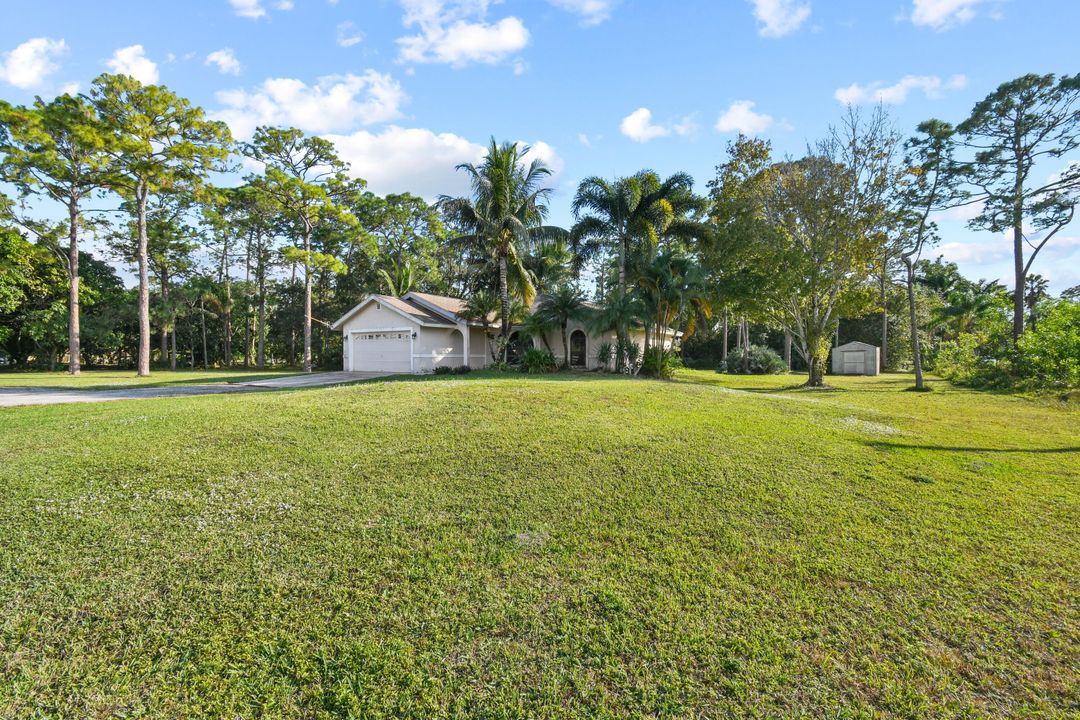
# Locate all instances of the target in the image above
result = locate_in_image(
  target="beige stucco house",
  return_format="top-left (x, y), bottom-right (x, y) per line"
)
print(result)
top-left (331, 291), bottom-right (674, 374)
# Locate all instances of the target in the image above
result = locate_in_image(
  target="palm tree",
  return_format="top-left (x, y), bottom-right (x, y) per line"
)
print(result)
top-left (637, 250), bottom-right (712, 352)
top-left (439, 139), bottom-right (565, 361)
top-left (519, 311), bottom-right (555, 354)
top-left (460, 289), bottom-right (499, 362)
top-left (571, 170), bottom-right (703, 369)
top-left (537, 286), bottom-right (586, 367)
top-left (525, 239), bottom-right (576, 295)
top-left (930, 279), bottom-right (1005, 338)
top-left (378, 257), bottom-right (415, 296)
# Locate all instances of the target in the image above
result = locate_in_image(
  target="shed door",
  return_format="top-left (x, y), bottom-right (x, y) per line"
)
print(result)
top-left (352, 331), bottom-right (411, 372)
top-left (842, 351), bottom-right (865, 375)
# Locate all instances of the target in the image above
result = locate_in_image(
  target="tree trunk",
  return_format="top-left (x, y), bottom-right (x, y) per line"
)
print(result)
top-left (136, 185), bottom-right (151, 376)
top-left (905, 259), bottom-right (925, 391)
top-left (170, 325), bottom-right (176, 371)
top-left (244, 239), bottom-right (251, 368)
top-left (562, 322), bottom-right (569, 368)
top-left (879, 271), bottom-right (888, 369)
top-left (160, 267), bottom-right (169, 366)
top-left (721, 310), bottom-right (728, 360)
top-left (741, 318), bottom-right (750, 374)
top-left (1012, 220), bottom-right (1026, 339)
top-left (200, 297), bottom-right (208, 370)
top-left (498, 251), bottom-right (510, 362)
top-left (615, 234), bottom-right (627, 371)
top-left (257, 271), bottom-right (266, 370)
top-left (66, 201), bottom-right (80, 375)
top-left (783, 329), bottom-right (792, 371)
top-left (303, 226), bottom-right (313, 373)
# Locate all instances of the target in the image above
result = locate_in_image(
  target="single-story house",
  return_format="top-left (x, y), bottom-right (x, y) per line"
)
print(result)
top-left (831, 340), bottom-right (880, 376)
top-left (331, 291), bottom-right (677, 373)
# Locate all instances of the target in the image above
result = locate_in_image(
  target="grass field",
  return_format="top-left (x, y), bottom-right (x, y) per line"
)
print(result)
top-left (0, 368), bottom-right (302, 390)
top-left (0, 371), bottom-right (1076, 718)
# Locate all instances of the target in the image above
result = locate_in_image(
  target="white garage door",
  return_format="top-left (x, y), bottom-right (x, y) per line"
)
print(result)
top-left (351, 331), bottom-right (411, 372)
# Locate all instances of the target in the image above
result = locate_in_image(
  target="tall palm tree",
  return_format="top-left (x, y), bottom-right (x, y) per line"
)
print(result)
top-left (571, 170), bottom-right (703, 369)
top-left (537, 286), bottom-right (586, 367)
top-left (439, 139), bottom-right (565, 360)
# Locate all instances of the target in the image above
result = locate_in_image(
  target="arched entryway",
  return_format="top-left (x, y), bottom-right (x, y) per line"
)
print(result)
top-left (569, 329), bottom-right (587, 367)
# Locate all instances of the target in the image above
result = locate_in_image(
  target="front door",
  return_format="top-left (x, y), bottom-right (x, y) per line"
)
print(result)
top-left (569, 330), bottom-right (587, 367)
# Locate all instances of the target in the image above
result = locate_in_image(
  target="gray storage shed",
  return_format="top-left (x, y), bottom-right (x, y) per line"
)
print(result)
top-left (831, 341), bottom-right (880, 376)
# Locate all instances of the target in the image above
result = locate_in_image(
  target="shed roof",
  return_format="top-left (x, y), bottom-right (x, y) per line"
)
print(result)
top-left (835, 341), bottom-right (878, 351)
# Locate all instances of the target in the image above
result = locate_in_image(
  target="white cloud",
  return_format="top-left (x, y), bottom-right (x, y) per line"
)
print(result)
top-left (213, 71), bottom-right (407, 139)
top-left (512, 58), bottom-right (528, 75)
top-left (337, 21), bottom-right (364, 48)
top-left (397, 0), bottom-right (530, 67)
top-left (834, 74), bottom-right (966, 105)
top-left (205, 48), bottom-right (241, 75)
top-left (0, 37), bottom-right (68, 89)
top-left (619, 107), bottom-right (696, 142)
top-left (58, 82), bottom-right (80, 96)
top-left (229, 0), bottom-right (266, 18)
top-left (620, 108), bottom-right (670, 143)
top-left (274, 0), bottom-right (294, 8)
top-left (106, 45), bottom-right (159, 85)
top-left (577, 133), bottom-right (592, 148)
top-left (910, 0), bottom-right (986, 30)
top-left (715, 100), bottom-right (774, 134)
top-left (546, 0), bottom-right (617, 26)
top-left (750, 0), bottom-right (811, 38)
top-left (325, 126), bottom-right (563, 199)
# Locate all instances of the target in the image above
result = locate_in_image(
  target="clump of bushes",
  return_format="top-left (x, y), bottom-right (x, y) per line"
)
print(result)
top-left (640, 347), bottom-right (682, 379)
top-left (933, 300), bottom-right (1080, 390)
top-left (433, 364), bottom-right (473, 375)
top-left (520, 348), bottom-right (558, 374)
top-left (717, 345), bottom-right (787, 375)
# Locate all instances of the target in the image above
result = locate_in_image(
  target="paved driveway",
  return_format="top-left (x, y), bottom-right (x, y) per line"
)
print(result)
top-left (0, 372), bottom-right (390, 408)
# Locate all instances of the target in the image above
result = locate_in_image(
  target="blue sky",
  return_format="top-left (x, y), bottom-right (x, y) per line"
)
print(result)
top-left (2, 0), bottom-right (1078, 291)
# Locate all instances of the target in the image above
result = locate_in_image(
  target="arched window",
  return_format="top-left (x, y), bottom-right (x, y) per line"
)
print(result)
top-left (569, 330), bottom-right (587, 367)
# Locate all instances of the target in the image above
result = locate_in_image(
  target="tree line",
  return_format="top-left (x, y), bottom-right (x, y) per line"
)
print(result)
top-left (1, 71), bottom-right (1078, 389)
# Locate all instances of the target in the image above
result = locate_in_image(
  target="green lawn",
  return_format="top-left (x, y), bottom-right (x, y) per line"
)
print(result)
top-left (0, 368), bottom-right (303, 390)
top-left (0, 371), bottom-right (1076, 718)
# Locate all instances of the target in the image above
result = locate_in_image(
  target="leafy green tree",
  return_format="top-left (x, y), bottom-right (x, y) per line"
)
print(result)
top-left (957, 73), bottom-right (1080, 339)
top-left (91, 73), bottom-right (231, 376)
top-left (755, 156), bottom-right (876, 386)
top-left (439, 139), bottom-right (563, 360)
top-left (0, 93), bottom-right (113, 374)
top-left (243, 126), bottom-right (356, 372)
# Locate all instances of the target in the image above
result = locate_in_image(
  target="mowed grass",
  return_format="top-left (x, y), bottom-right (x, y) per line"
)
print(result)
top-left (0, 371), bottom-right (1076, 718)
top-left (0, 368), bottom-right (303, 390)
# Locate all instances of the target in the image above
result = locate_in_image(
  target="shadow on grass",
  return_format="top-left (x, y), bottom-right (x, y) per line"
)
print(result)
top-left (868, 440), bottom-right (1079, 454)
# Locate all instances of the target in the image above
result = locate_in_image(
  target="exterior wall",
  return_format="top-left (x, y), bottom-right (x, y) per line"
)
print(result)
top-left (340, 302), bottom-right (419, 372)
top-left (413, 327), bottom-right (466, 373)
top-left (340, 301), bottom-right (466, 373)
top-left (468, 327), bottom-right (493, 368)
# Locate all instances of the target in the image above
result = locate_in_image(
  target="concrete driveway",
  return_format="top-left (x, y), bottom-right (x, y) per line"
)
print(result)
top-left (0, 371), bottom-right (390, 408)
